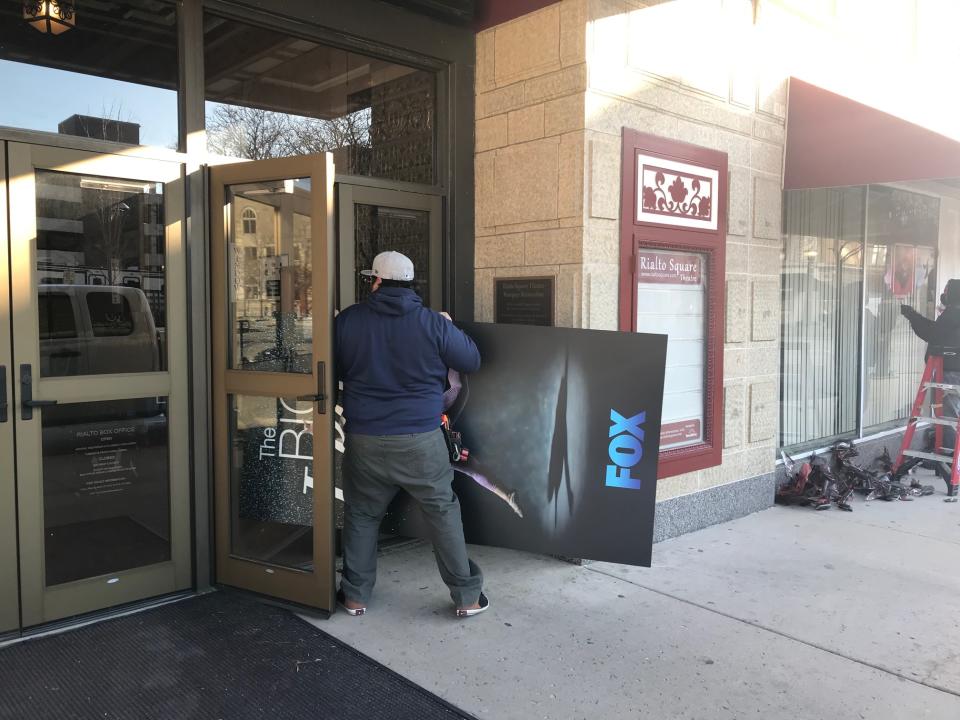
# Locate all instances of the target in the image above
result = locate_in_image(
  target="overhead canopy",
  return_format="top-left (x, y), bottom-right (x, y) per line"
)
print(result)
top-left (785, 78), bottom-right (960, 190)
top-left (380, 1), bottom-right (561, 30)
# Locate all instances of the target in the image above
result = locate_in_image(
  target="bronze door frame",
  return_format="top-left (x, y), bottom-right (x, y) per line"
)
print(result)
top-left (3, 141), bottom-right (191, 629)
top-left (209, 154), bottom-right (336, 612)
top-left (0, 142), bottom-right (18, 635)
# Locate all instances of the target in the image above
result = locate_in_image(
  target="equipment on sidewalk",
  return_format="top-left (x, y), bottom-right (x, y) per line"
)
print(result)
top-left (872, 446), bottom-right (935, 497)
top-left (776, 450), bottom-right (852, 511)
top-left (893, 348), bottom-right (960, 503)
top-left (834, 443), bottom-right (907, 501)
top-left (776, 441), bottom-right (942, 513)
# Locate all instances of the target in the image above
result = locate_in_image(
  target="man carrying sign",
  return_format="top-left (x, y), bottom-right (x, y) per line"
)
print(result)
top-left (335, 251), bottom-right (489, 618)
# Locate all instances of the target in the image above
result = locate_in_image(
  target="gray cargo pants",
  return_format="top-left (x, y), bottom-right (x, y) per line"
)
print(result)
top-left (339, 428), bottom-right (483, 608)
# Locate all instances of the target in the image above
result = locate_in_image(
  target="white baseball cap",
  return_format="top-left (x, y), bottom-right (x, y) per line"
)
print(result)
top-left (361, 251), bottom-right (415, 282)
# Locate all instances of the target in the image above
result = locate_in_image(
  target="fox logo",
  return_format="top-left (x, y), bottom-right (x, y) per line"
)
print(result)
top-left (605, 410), bottom-right (646, 490)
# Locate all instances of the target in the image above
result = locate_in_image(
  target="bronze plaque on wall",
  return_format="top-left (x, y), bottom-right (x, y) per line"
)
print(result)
top-left (494, 277), bottom-right (554, 326)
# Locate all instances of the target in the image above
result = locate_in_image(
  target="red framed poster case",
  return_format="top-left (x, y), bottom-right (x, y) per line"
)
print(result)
top-left (619, 129), bottom-right (727, 479)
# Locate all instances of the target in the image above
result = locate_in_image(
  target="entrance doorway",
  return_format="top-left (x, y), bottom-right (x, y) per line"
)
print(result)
top-left (0, 142), bottom-right (192, 635)
top-left (209, 154), bottom-right (336, 612)
top-left (337, 184), bottom-right (443, 309)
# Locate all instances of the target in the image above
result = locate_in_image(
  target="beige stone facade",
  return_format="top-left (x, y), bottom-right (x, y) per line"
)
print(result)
top-left (475, 0), bottom-right (786, 501)
top-left (474, 1), bottom-right (588, 328)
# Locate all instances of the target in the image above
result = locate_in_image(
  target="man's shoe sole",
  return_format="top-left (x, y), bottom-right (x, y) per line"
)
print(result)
top-left (456, 593), bottom-right (489, 618)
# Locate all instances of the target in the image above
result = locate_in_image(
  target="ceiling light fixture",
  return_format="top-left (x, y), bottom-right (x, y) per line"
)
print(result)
top-left (23, 0), bottom-right (76, 35)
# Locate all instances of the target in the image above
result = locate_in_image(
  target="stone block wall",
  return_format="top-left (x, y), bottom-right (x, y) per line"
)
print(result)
top-left (583, 0), bottom-right (786, 501)
top-left (475, 0), bottom-right (786, 506)
top-left (474, 0), bottom-right (589, 327)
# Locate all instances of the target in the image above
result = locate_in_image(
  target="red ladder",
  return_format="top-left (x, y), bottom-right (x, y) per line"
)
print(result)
top-left (894, 350), bottom-right (960, 502)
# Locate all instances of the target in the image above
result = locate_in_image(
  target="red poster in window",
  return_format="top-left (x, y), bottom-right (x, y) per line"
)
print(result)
top-left (636, 251), bottom-right (703, 285)
top-left (888, 244), bottom-right (916, 298)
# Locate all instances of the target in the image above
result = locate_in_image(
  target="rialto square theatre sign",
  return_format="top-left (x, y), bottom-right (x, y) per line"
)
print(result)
top-left (636, 252), bottom-right (703, 285)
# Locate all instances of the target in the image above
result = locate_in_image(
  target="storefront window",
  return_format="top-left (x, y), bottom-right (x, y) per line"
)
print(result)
top-left (781, 187), bottom-right (865, 449)
top-left (781, 184), bottom-right (948, 451)
top-left (0, 1), bottom-right (178, 149)
top-left (203, 15), bottom-right (436, 184)
top-left (862, 186), bottom-right (940, 432)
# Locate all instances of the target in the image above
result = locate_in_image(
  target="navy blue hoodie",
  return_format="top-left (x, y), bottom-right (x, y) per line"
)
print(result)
top-left (335, 287), bottom-right (481, 435)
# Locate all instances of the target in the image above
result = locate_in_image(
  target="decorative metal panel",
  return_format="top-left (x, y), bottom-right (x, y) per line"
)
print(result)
top-left (636, 154), bottom-right (719, 231)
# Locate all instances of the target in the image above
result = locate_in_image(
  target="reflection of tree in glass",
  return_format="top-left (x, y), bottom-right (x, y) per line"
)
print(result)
top-left (206, 104), bottom-right (372, 160)
top-left (89, 188), bottom-right (132, 287)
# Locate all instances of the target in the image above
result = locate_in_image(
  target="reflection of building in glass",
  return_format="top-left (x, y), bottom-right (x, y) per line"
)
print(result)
top-left (232, 187), bottom-right (311, 321)
top-left (34, 170), bottom-right (166, 329)
top-left (58, 114), bottom-right (141, 145)
top-left (241, 207), bottom-right (257, 234)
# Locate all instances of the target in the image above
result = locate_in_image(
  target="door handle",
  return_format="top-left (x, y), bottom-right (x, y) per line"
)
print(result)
top-left (20, 364), bottom-right (58, 421)
top-left (0, 365), bottom-right (7, 423)
top-left (297, 361), bottom-right (327, 413)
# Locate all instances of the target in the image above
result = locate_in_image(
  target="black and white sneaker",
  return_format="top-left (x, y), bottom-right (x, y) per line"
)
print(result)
top-left (337, 589), bottom-right (366, 616)
top-left (456, 592), bottom-right (490, 618)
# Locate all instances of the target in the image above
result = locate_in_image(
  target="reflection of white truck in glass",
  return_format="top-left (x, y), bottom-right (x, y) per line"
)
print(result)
top-left (38, 285), bottom-right (163, 376)
top-left (38, 286), bottom-right (170, 567)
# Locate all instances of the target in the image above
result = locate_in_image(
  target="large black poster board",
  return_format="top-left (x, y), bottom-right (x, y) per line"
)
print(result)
top-left (495, 277), bottom-right (554, 326)
top-left (389, 322), bottom-right (666, 567)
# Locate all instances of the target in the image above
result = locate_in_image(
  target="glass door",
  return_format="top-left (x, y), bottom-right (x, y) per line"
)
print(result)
top-left (210, 154), bottom-right (335, 612)
top-left (0, 143), bottom-right (19, 636)
top-left (337, 184), bottom-right (443, 309)
top-left (6, 142), bottom-right (191, 628)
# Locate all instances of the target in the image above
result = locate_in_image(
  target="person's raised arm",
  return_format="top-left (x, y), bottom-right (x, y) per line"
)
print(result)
top-left (438, 313), bottom-right (481, 373)
top-left (901, 304), bottom-right (960, 346)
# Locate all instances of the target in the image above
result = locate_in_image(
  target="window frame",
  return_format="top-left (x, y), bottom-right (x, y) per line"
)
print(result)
top-left (778, 183), bottom-right (945, 452)
top-left (85, 291), bottom-right (136, 338)
top-left (241, 207), bottom-right (257, 234)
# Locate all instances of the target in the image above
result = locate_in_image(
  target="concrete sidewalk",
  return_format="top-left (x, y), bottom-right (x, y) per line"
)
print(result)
top-left (309, 471), bottom-right (960, 719)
